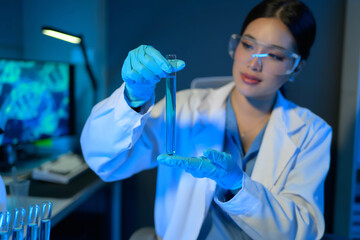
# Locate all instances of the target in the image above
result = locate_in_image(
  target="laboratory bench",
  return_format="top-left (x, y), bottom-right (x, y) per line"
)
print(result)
top-left (2, 160), bottom-right (122, 240)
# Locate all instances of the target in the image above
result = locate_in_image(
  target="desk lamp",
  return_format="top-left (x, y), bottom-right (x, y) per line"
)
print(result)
top-left (42, 26), bottom-right (98, 103)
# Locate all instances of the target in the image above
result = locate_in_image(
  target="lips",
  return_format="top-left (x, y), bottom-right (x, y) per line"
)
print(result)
top-left (240, 73), bottom-right (262, 85)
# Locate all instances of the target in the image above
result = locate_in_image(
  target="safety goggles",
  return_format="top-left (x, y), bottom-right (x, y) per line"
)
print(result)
top-left (228, 34), bottom-right (301, 75)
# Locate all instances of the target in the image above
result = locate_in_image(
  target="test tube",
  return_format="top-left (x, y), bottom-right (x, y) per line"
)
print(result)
top-left (165, 54), bottom-right (177, 155)
top-left (0, 211), bottom-right (10, 240)
top-left (26, 204), bottom-right (39, 240)
top-left (40, 201), bottom-right (52, 240)
top-left (12, 208), bottom-right (26, 240)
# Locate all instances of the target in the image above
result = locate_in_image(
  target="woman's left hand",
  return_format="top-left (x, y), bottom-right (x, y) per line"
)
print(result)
top-left (157, 149), bottom-right (243, 190)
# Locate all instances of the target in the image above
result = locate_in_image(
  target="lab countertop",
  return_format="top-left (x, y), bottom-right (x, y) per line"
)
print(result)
top-left (4, 168), bottom-right (106, 227)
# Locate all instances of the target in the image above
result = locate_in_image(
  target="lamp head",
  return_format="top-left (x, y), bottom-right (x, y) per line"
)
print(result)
top-left (41, 26), bottom-right (98, 99)
top-left (42, 27), bottom-right (82, 44)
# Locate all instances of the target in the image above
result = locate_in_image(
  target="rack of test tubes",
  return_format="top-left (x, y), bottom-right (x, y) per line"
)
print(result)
top-left (0, 201), bottom-right (52, 240)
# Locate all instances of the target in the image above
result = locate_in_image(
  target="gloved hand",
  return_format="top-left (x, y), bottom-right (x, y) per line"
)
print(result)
top-left (121, 45), bottom-right (186, 108)
top-left (157, 149), bottom-right (243, 190)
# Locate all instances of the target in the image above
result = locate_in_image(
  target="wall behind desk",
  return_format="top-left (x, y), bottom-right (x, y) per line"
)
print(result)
top-left (106, 0), bottom-right (253, 101)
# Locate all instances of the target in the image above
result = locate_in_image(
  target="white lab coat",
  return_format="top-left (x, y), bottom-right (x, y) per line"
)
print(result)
top-left (81, 82), bottom-right (332, 240)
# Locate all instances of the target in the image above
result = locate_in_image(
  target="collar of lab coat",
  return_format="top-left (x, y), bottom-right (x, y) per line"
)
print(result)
top-left (251, 90), bottom-right (306, 189)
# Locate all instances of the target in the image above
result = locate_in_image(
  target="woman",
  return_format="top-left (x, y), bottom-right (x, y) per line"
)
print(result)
top-left (81, 0), bottom-right (332, 239)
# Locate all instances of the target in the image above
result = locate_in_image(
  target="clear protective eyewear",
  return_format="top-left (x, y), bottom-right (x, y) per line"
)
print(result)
top-left (228, 34), bottom-right (301, 75)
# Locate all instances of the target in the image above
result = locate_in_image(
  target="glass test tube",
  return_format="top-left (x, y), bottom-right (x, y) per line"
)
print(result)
top-left (12, 208), bottom-right (26, 240)
top-left (26, 204), bottom-right (39, 240)
top-left (0, 211), bottom-right (10, 240)
top-left (40, 201), bottom-right (52, 240)
top-left (165, 54), bottom-right (176, 155)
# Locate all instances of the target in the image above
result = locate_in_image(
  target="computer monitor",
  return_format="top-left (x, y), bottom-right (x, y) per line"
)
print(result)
top-left (0, 58), bottom-right (75, 162)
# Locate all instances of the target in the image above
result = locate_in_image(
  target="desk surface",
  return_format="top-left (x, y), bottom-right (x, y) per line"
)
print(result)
top-left (1, 152), bottom-right (121, 239)
top-left (5, 171), bottom-right (107, 227)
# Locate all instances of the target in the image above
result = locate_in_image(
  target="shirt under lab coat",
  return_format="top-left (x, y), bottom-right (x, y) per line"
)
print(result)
top-left (81, 82), bottom-right (332, 240)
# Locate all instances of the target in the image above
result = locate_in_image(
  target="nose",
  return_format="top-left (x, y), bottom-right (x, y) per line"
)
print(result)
top-left (247, 57), bottom-right (261, 72)
top-left (247, 53), bottom-right (267, 72)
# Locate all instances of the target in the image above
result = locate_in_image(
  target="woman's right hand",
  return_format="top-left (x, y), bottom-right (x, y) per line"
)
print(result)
top-left (121, 45), bottom-right (186, 108)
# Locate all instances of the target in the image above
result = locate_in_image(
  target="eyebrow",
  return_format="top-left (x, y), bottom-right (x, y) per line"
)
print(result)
top-left (243, 34), bottom-right (288, 51)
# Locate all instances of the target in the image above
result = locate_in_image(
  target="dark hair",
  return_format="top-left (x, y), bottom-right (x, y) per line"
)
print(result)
top-left (241, 0), bottom-right (316, 60)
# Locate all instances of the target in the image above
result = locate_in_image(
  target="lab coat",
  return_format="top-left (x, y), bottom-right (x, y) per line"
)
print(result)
top-left (81, 82), bottom-right (332, 240)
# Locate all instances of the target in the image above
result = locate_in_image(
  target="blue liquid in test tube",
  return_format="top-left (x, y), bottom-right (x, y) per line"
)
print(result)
top-left (40, 201), bottom-right (52, 240)
top-left (12, 208), bottom-right (26, 240)
top-left (26, 204), bottom-right (39, 240)
top-left (12, 228), bottom-right (23, 240)
top-left (26, 224), bottom-right (38, 240)
top-left (40, 220), bottom-right (51, 240)
top-left (0, 211), bottom-right (10, 240)
top-left (0, 232), bottom-right (9, 240)
top-left (166, 54), bottom-right (176, 155)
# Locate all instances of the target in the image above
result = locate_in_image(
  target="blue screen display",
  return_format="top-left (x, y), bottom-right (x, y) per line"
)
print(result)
top-left (0, 59), bottom-right (74, 146)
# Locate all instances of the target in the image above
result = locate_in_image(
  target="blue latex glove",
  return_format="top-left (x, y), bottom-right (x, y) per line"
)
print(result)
top-left (121, 45), bottom-right (186, 108)
top-left (157, 149), bottom-right (243, 190)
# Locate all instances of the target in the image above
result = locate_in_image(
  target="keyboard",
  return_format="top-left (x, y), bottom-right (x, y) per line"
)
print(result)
top-left (32, 153), bottom-right (89, 184)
